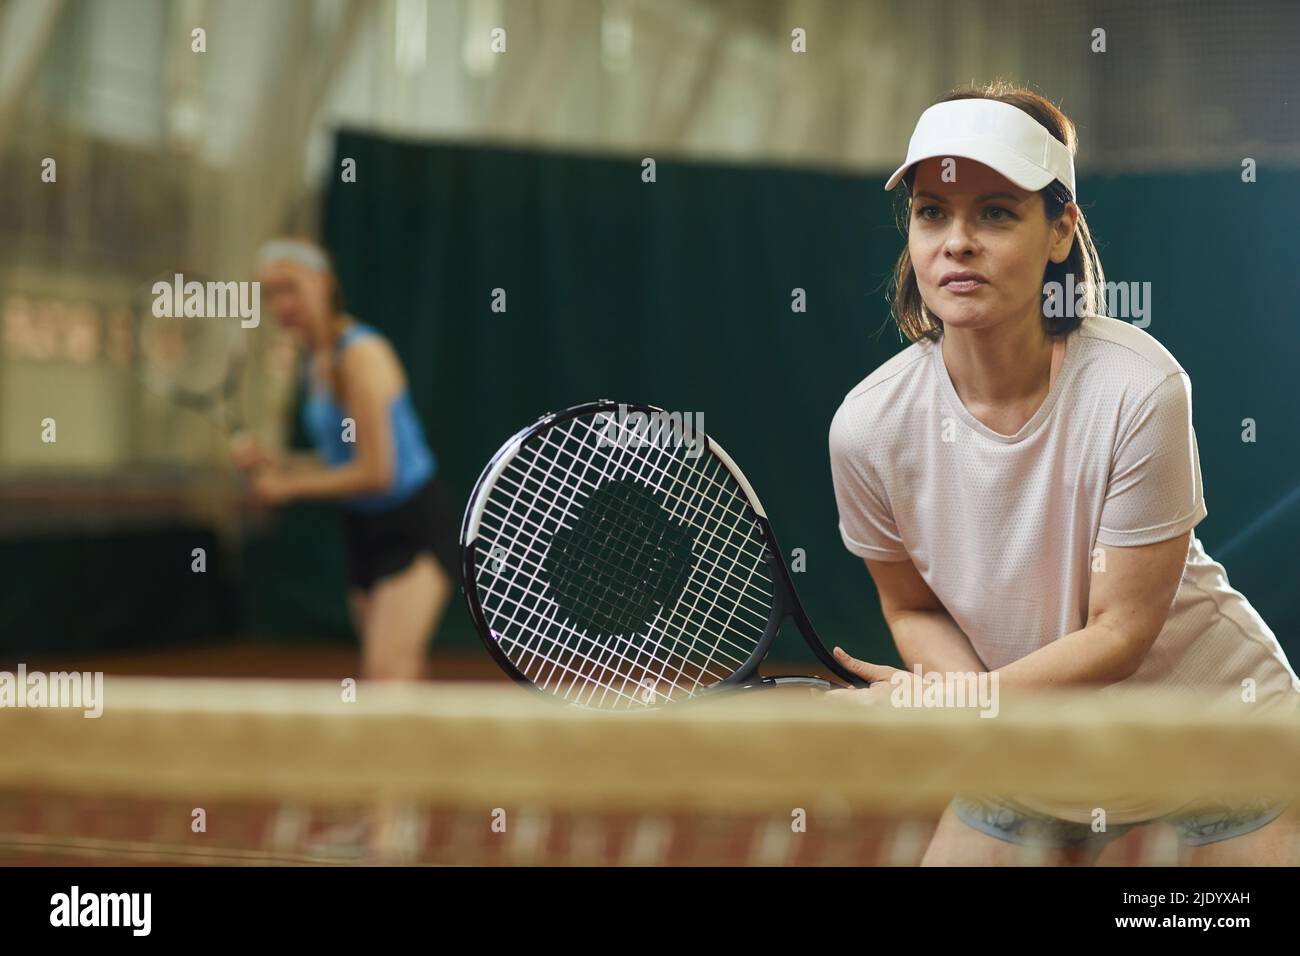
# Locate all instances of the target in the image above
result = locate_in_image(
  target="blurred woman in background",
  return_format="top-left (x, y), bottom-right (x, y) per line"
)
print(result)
top-left (234, 238), bottom-right (457, 681)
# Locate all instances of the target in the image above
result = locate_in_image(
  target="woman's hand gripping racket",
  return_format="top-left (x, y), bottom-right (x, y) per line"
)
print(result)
top-left (460, 401), bottom-right (870, 709)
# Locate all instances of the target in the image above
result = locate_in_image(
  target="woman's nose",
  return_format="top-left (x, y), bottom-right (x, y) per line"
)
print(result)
top-left (942, 219), bottom-right (979, 257)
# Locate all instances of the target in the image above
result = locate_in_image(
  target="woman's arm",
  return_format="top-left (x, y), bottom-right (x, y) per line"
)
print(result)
top-left (992, 531), bottom-right (1190, 690)
top-left (839, 532), bottom-right (1190, 699)
top-left (233, 435), bottom-right (315, 472)
top-left (864, 557), bottom-right (987, 673)
top-left (260, 339), bottom-right (402, 503)
top-left (276, 451), bottom-right (332, 473)
top-left (834, 533), bottom-right (1188, 703)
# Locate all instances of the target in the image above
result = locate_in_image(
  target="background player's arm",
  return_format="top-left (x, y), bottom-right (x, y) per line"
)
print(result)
top-left (864, 557), bottom-right (987, 673)
top-left (231, 439), bottom-right (320, 474)
top-left (255, 340), bottom-right (401, 502)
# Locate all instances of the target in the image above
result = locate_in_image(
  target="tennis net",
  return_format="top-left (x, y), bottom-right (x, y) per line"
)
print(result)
top-left (2, 678), bottom-right (1298, 865)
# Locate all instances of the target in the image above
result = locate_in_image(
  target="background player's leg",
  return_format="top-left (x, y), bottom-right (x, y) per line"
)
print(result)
top-left (362, 554), bottom-right (451, 681)
top-left (348, 589), bottom-right (371, 644)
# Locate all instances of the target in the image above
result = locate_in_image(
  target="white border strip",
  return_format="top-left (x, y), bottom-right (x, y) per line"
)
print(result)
top-left (706, 437), bottom-right (766, 519)
top-left (464, 437), bottom-right (522, 542)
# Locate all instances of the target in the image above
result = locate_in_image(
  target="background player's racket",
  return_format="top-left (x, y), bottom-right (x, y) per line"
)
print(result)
top-left (460, 400), bottom-right (869, 709)
top-left (130, 270), bottom-right (249, 438)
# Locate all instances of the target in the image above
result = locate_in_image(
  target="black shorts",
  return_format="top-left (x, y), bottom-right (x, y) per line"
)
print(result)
top-left (341, 476), bottom-right (461, 592)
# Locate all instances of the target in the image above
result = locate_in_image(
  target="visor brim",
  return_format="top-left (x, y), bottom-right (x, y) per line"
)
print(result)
top-left (884, 143), bottom-right (1059, 194)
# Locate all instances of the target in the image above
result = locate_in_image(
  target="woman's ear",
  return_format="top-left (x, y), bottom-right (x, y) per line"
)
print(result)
top-left (1048, 202), bottom-right (1079, 264)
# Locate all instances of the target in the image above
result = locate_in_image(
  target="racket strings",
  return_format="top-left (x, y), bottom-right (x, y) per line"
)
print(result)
top-left (544, 478), bottom-right (695, 636)
top-left (479, 462), bottom-right (689, 704)
top-left (491, 418), bottom-right (764, 686)
top-left (483, 419), bottom-right (712, 705)
top-left (477, 489), bottom-right (768, 679)
top-left (485, 429), bottom-right (775, 622)
top-left (473, 411), bottom-right (776, 707)
top-left (484, 468), bottom-right (772, 639)
top-left (478, 420), bottom-right (673, 705)
top-left (486, 434), bottom-right (774, 658)
top-left (666, 453), bottom-right (776, 691)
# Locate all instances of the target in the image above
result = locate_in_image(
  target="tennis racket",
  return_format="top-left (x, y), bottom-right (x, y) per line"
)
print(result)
top-left (460, 400), bottom-right (869, 709)
top-left (130, 270), bottom-right (249, 438)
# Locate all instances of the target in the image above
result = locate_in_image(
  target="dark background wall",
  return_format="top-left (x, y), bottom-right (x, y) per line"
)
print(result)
top-left (7, 131), bottom-right (1298, 666)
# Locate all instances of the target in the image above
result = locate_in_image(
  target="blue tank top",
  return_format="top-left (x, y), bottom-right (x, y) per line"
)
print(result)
top-left (300, 322), bottom-right (436, 513)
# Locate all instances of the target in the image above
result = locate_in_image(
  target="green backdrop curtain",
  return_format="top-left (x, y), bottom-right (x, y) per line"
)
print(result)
top-left (8, 130), bottom-right (1296, 666)
top-left (239, 129), bottom-right (1300, 665)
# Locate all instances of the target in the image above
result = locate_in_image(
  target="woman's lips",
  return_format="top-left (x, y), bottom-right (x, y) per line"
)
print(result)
top-left (942, 279), bottom-right (986, 294)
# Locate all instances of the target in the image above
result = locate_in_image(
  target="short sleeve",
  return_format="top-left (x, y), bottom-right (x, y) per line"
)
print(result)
top-left (1096, 371), bottom-right (1207, 548)
top-left (828, 407), bottom-right (909, 561)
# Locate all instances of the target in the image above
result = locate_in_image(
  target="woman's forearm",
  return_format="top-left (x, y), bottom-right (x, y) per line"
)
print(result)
top-left (893, 614), bottom-right (1144, 690)
top-left (277, 451), bottom-right (327, 473)
top-left (993, 623), bottom-right (1142, 690)
top-left (887, 609), bottom-right (987, 674)
top-left (282, 461), bottom-right (388, 500)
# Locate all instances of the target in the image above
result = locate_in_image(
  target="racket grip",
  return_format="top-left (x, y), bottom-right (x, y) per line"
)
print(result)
top-left (748, 676), bottom-right (836, 691)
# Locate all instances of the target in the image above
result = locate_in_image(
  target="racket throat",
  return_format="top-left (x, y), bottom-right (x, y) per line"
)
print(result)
top-left (739, 675), bottom-right (834, 691)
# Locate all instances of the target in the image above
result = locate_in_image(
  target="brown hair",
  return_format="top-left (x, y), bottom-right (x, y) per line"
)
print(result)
top-left (887, 81), bottom-right (1105, 343)
top-left (301, 237), bottom-right (347, 317)
top-left (325, 250), bottom-right (347, 317)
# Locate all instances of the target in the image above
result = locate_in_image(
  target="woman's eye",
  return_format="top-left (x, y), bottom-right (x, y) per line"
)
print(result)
top-left (917, 205), bottom-right (943, 220)
top-left (984, 206), bottom-right (1015, 221)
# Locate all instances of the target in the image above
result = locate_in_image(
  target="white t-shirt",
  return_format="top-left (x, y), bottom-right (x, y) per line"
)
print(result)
top-left (829, 315), bottom-right (1299, 707)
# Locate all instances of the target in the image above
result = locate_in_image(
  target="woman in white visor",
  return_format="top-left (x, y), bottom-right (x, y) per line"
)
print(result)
top-left (826, 82), bottom-right (1300, 865)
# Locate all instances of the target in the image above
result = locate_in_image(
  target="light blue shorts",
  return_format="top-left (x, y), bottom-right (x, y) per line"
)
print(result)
top-left (953, 794), bottom-right (1289, 850)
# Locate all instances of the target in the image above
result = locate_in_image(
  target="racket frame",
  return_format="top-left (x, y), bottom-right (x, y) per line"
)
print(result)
top-left (459, 400), bottom-right (867, 703)
top-left (131, 271), bottom-right (249, 436)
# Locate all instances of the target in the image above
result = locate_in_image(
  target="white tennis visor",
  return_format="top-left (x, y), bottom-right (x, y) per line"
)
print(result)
top-left (884, 99), bottom-right (1076, 200)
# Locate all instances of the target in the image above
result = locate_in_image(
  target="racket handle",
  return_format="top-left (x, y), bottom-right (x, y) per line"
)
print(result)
top-left (744, 676), bottom-right (837, 691)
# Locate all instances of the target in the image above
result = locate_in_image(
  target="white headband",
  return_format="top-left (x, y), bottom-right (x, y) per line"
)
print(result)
top-left (885, 99), bottom-right (1076, 200)
top-left (254, 239), bottom-right (331, 273)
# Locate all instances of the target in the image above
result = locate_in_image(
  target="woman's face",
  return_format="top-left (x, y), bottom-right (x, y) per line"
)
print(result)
top-left (907, 158), bottom-right (1075, 333)
top-left (257, 259), bottom-right (333, 341)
